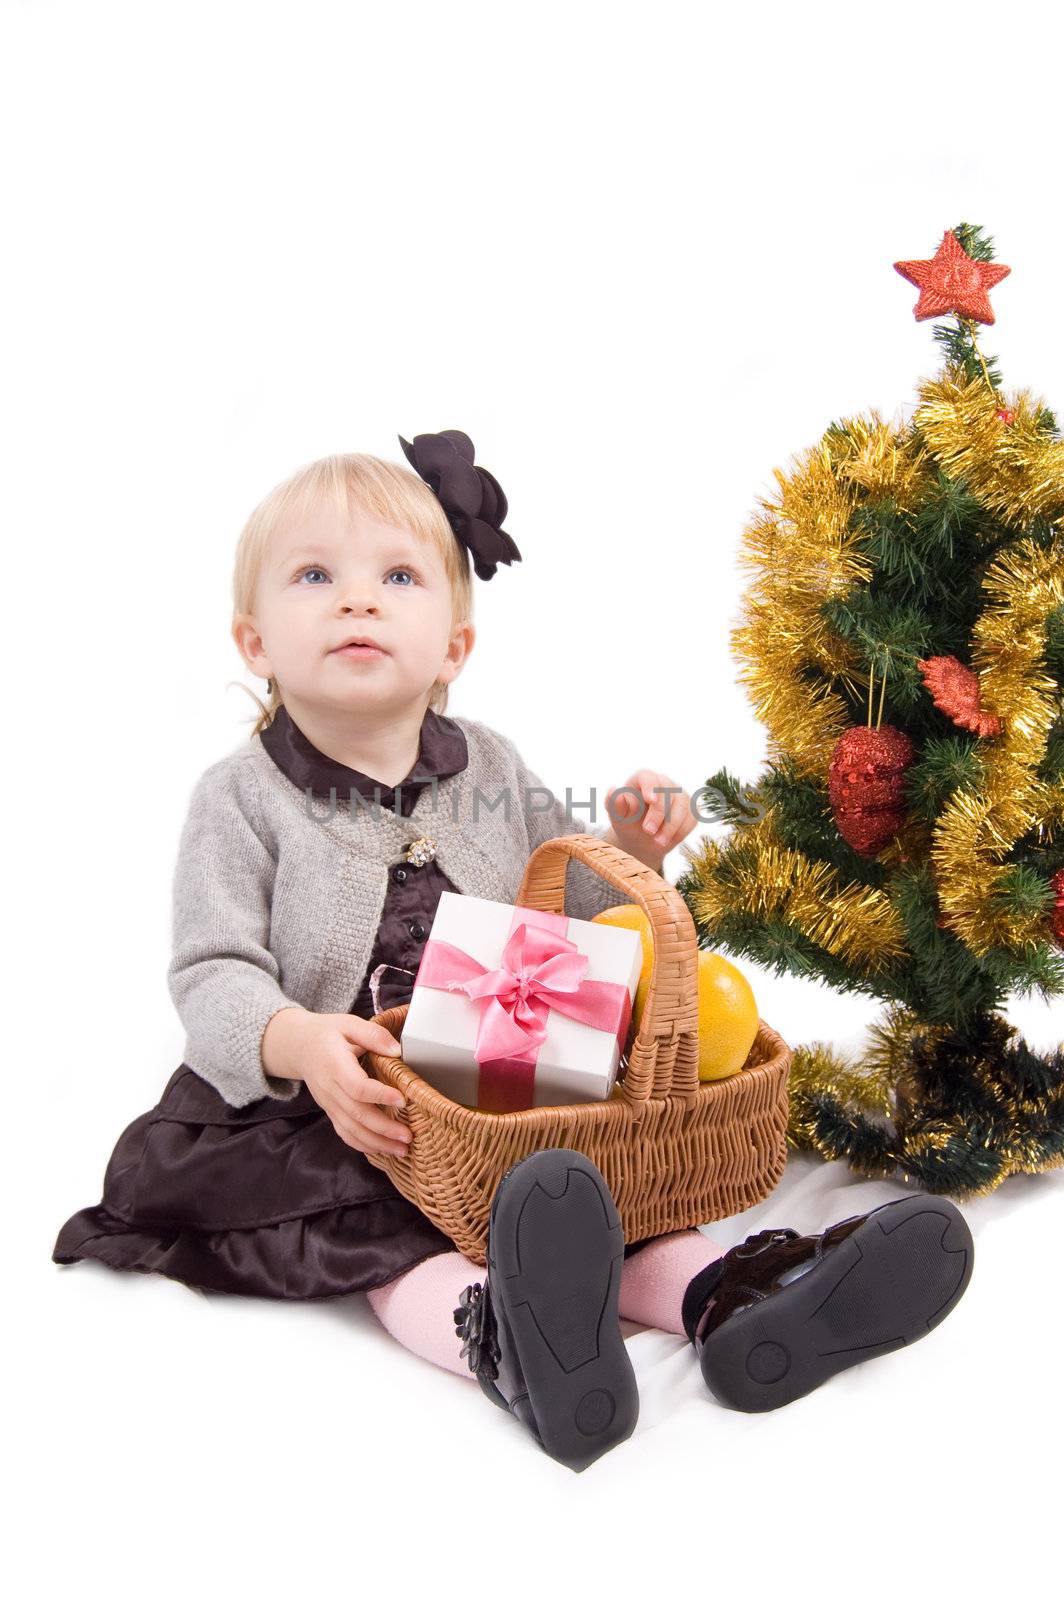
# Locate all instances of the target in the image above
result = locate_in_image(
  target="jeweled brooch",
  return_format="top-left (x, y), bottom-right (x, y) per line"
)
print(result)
top-left (405, 835), bottom-right (438, 868)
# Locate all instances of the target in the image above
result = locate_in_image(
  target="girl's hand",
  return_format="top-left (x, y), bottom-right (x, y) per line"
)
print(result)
top-left (602, 770), bottom-right (697, 871)
top-left (262, 1008), bottom-right (413, 1158)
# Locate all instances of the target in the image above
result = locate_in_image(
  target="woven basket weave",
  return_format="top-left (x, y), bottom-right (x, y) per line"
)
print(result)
top-left (363, 834), bottom-right (791, 1265)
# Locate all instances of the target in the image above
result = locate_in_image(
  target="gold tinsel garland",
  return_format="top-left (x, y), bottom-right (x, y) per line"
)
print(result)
top-left (786, 1001), bottom-right (919, 1175)
top-left (912, 377), bottom-right (1064, 955)
top-left (732, 433), bottom-right (879, 775)
top-left (913, 372), bottom-right (1064, 521)
top-left (682, 815), bottom-right (908, 977)
top-left (786, 1007), bottom-right (1064, 1198)
top-left (1042, 777), bottom-right (1064, 843)
top-left (731, 414), bottom-right (946, 781)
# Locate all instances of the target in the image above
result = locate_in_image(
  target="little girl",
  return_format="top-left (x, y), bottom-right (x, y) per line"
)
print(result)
top-left (53, 430), bottom-right (974, 1471)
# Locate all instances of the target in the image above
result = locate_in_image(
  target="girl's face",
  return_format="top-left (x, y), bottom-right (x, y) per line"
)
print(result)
top-left (234, 498), bottom-right (473, 720)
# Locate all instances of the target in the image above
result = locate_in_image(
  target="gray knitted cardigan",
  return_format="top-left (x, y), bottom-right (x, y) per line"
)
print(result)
top-left (166, 716), bottom-right (631, 1108)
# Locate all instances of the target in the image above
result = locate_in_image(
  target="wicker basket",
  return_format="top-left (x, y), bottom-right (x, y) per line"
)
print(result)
top-left (363, 834), bottom-right (791, 1265)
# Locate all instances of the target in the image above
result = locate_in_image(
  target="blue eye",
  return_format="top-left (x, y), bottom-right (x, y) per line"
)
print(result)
top-left (293, 564), bottom-right (418, 586)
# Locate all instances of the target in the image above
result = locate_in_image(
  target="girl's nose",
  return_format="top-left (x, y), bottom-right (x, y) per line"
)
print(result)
top-left (337, 588), bottom-right (381, 614)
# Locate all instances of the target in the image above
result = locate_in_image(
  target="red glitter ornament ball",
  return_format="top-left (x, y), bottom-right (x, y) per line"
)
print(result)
top-left (1052, 868), bottom-right (1064, 944)
top-left (829, 725), bottom-right (916, 858)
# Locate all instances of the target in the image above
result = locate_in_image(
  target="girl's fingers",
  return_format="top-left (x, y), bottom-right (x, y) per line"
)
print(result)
top-left (332, 1050), bottom-right (406, 1111)
top-left (641, 775), bottom-right (690, 841)
top-left (654, 811), bottom-right (684, 848)
top-left (335, 1121), bottom-right (409, 1159)
top-left (636, 773), bottom-right (667, 834)
top-left (615, 770), bottom-right (663, 834)
top-left (322, 1076), bottom-right (371, 1124)
top-left (324, 1080), bottom-right (408, 1146)
top-left (355, 1104), bottom-right (412, 1145)
top-left (608, 784), bottom-right (649, 825)
top-left (363, 1133), bottom-right (411, 1159)
top-left (331, 1099), bottom-right (410, 1151)
top-left (604, 789), bottom-right (627, 824)
top-left (342, 1017), bottom-right (403, 1059)
top-left (357, 1075), bottom-right (407, 1110)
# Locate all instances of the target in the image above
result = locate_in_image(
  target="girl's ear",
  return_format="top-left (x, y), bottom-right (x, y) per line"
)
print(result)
top-left (232, 612), bottom-right (272, 682)
top-left (438, 620), bottom-right (475, 685)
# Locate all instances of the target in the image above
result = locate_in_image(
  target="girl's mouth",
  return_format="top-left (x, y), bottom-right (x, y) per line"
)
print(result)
top-left (332, 644), bottom-right (388, 660)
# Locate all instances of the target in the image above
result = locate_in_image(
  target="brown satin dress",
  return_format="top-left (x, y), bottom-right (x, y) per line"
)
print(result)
top-left (52, 708), bottom-right (649, 1298)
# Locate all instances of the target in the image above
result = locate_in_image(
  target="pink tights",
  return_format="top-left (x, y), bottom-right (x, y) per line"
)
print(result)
top-left (366, 1229), bottom-right (724, 1379)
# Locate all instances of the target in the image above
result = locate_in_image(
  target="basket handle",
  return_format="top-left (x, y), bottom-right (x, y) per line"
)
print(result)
top-left (516, 834), bottom-right (701, 1102)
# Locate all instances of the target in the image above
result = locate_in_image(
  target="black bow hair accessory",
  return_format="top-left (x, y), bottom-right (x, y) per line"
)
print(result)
top-left (398, 429), bottom-right (522, 581)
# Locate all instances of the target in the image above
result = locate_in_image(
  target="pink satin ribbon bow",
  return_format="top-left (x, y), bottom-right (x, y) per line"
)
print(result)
top-left (412, 906), bottom-right (633, 1111)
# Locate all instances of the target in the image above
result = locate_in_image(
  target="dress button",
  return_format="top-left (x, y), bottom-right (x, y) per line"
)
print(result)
top-left (393, 865), bottom-right (408, 884)
top-left (409, 921), bottom-right (426, 942)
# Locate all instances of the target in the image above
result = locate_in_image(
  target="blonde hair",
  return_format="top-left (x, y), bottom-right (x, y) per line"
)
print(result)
top-left (231, 453), bottom-right (474, 737)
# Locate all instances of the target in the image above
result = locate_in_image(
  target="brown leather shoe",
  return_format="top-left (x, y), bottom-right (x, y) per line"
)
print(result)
top-left (680, 1194), bottom-right (974, 1411)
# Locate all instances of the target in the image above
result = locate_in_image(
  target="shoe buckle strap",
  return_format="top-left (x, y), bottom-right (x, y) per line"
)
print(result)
top-left (733, 1226), bottom-right (800, 1259)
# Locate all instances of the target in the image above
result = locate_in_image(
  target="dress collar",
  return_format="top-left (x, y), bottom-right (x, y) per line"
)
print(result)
top-left (259, 704), bottom-right (468, 803)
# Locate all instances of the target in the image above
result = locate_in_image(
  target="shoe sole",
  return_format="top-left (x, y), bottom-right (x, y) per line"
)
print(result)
top-left (698, 1194), bottom-right (974, 1412)
top-left (487, 1148), bottom-right (639, 1471)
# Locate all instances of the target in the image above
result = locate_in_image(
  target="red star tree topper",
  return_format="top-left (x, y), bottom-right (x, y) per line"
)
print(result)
top-left (894, 229), bottom-right (1011, 324)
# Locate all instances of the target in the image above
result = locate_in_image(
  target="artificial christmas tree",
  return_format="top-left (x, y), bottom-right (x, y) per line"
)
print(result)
top-left (677, 224), bottom-right (1064, 1197)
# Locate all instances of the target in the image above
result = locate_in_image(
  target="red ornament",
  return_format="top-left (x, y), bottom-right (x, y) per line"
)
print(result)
top-left (829, 725), bottom-right (917, 858)
top-left (996, 408), bottom-right (1016, 425)
top-left (894, 230), bottom-right (1011, 324)
top-left (1052, 868), bottom-right (1064, 945)
top-left (918, 655), bottom-right (1002, 738)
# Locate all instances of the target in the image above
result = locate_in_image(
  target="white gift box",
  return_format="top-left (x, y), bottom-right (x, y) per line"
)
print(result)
top-left (399, 891), bottom-right (643, 1112)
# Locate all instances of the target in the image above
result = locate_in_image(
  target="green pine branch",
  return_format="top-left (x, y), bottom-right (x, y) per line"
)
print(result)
top-left (695, 767), bottom-right (767, 827)
top-left (906, 735), bottom-right (986, 824)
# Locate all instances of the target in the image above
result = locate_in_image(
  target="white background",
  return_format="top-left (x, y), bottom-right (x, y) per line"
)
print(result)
top-left (7, 2), bottom-right (1062, 1595)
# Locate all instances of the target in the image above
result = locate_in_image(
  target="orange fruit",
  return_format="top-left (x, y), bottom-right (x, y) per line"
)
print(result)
top-left (592, 908), bottom-right (758, 1083)
top-left (696, 951), bottom-right (759, 1080)
top-left (591, 903), bottom-right (654, 1031)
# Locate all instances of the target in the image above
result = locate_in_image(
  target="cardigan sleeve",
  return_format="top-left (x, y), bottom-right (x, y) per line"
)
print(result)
top-left (504, 738), bottom-right (637, 921)
top-left (165, 758), bottom-right (307, 1108)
